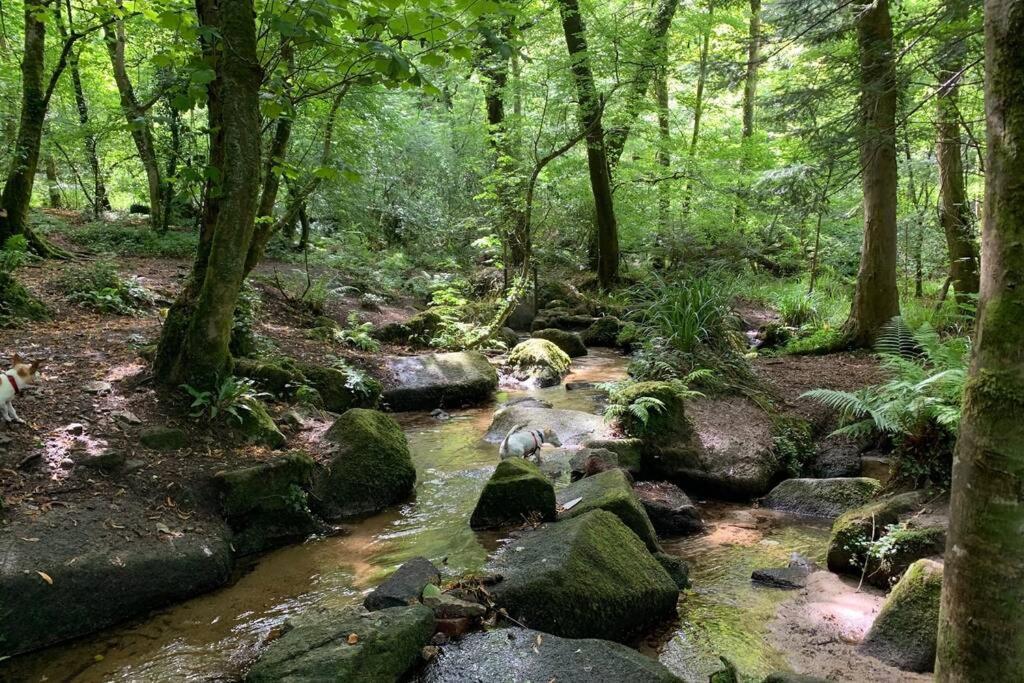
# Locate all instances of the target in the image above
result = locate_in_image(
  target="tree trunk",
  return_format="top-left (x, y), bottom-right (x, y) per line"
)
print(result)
top-left (682, 1), bottom-right (713, 213)
top-left (297, 204), bottom-right (311, 251)
top-left (936, 0), bottom-right (1024, 676)
top-left (841, 0), bottom-right (900, 347)
top-left (654, 68), bottom-right (671, 234)
top-left (161, 82), bottom-right (182, 233)
top-left (605, 0), bottom-right (680, 167)
top-left (44, 154), bottom-right (62, 208)
top-left (935, 0), bottom-right (981, 305)
top-left (0, 5), bottom-right (53, 253)
top-left (153, 0), bottom-right (262, 387)
top-left (557, 0), bottom-right (619, 288)
top-left (742, 0), bottom-right (761, 141)
top-left (105, 20), bottom-right (164, 231)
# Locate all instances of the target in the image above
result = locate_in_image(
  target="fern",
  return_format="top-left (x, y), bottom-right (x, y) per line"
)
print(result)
top-left (874, 316), bottom-right (917, 357)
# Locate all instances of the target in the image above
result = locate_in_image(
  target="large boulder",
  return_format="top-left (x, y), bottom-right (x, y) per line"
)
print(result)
top-left (312, 409), bottom-right (416, 519)
top-left (486, 404), bottom-right (609, 447)
top-left (0, 506), bottom-right (232, 657)
top-left (420, 627), bottom-right (683, 683)
top-left (760, 478), bottom-right (881, 519)
top-left (531, 310), bottom-right (596, 332)
top-left (470, 459), bottom-right (556, 529)
top-left (580, 316), bottom-right (626, 347)
top-left (381, 352), bottom-right (497, 411)
top-left (826, 491), bottom-right (946, 588)
top-left (373, 310), bottom-right (443, 346)
top-left (236, 398), bottom-right (287, 448)
top-left (531, 328), bottom-right (588, 358)
top-left (648, 396), bottom-right (781, 498)
top-left (811, 439), bottom-right (862, 478)
top-left (364, 557), bottom-right (441, 611)
top-left (608, 381), bottom-right (692, 444)
top-left (246, 604), bottom-right (434, 681)
top-left (556, 469), bottom-right (661, 552)
top-left (294, 361), bottom-right (381, 413)
top-left (504, 338), bottom-right (572, 388)
top-left (860, 559), bottom-right (942, 672)
top-left (633, 481), bottom-right (704, 536)
top-left (214, 452), bottom-right (320, 556)
top-left (488, 510), bottom-right (679, 641)
top-left (584, 437), bottom-right (643, 474)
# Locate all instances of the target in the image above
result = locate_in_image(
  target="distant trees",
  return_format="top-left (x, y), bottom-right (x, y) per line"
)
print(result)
top-left (936, 0), bottom-right (1024, 676)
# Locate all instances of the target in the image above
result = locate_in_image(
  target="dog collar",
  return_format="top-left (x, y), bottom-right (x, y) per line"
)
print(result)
top-left (531, 431), bottom-right (540, 450)
top-left (3, 372), bottom-right (21, 395)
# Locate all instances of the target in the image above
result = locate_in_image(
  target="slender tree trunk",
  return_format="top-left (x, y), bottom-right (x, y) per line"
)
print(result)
top-left (936, 0), bottom-right (1024, 676)
top-left (841, 0), bottom-right (900, 347)
top-left (105, 19), bottom-right (164, 231)
top-left (682, 2), bottom-right (713, 212)
top-left (44, 154), bottom-right (62, 208)
top-left (557, 0), bottom-right (619, 288)
top-left (297, 204), bottom-right (311, 251)
top-left (153, 0), bottom-right (262, 387)
top-left (605, 0), bottom-right (680, 167)
top-left (936, 0), bottom-right (981, 305)
top-left (161, 85), bottom-right (182, 233)
top-left (742, 0), bottom-right (761, 141)
top-left (655, 69), bottom-right (671, 234)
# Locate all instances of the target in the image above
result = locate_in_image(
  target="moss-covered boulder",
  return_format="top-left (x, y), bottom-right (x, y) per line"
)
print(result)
top-left (487, 404), bottom-right (609, 447)
top-left (295, 362), bottom-right (381, 413)
top-left (653, 551), bottom-right (691, 589)
top-left (312, 409), bottom-right (416, 519)
top-left (504, 338), bottom-right (572, 388)
top-left (581, 316), bottom-right (625, 347)
top-left (633, 481), bottom-right (704, 536)
top-left (583, 437), bottom-right (643, 474)
top-left (382, 351), bottom-right (497, 411)
top-left (373, 310), bottom-right (443, 346)
top-left (420, 627), bottom-right (684, 682)
top-left (860, 559), bottom-right (942, 672)
top-left (826, 491), bottom-right (945, 587)
top-left (556, 469), bottom-right (661, 552)
top-left (213, 452), bottom-right (319, 555)
top-left (489, 510), bottom-right (679, 641)
top-left (531, 311), bottom-right (596, 333)
top-left (236, 398), bottom-right (286, 448)
top-left (531, 328), bottom-right (588, 358)
top-left (611, 381), bottom-right (692, 444)
top-left (246, 604), bottom-right (435, 682)
top-left (470, 459), bottom-right (556, 529)
top-left (761, 477), bottom-right (881, 519)
top-left (233, 358), bottom-right (300, 397)
top-left (139, 425), bottom-right (187, 451)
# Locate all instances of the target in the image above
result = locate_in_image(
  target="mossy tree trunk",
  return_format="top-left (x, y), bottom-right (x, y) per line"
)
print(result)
top-left (841, 0), bottom-right (900, 347)
top-left (936, 0), bottom-right (1024, 677)
top-left (153, 0), bottom-right (262, 388)
top-left (557, 0), bottom-right (619, 288)
top-left (681, 0), bottom-right (713, 213)
top-left (44, 153), bottom-right (62, 208)
top-left (935, 0), bottom-right (981, 305)
top-left (654, 69), bottom-right (671, 235)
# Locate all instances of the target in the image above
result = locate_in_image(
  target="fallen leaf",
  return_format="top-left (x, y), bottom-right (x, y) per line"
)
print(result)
top-left (36, 571), bottom-right (53, 585)
top-left (347, 633), bottom-right (359, 645)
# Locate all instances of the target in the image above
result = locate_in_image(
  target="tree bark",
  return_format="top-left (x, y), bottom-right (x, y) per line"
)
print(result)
top-left (682, 1), bottom-right (713, 213)
top-left (654, 68), bottom-right (671, 233)
top-left (153, 0), bottom-right (262, 387)
top-left (105, 19), bottom-right (164, 231)
top-left (605, 0), bottom-right (680, 167)
top-left (557, 0), bottom-right (619, 288)
top-left (741, 0), bottom-right (761, 141)
top-left (841, 0), bottom-right (900, 347)
top-left (44, 153), bottom-right (62, 208)
top-left (936, 0), bottom-right (1024, 676)
top-left (935, 0), bottom-right (981, 304)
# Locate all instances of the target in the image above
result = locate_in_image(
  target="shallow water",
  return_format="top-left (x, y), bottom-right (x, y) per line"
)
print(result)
top-left (2, 350), bottom-right (627, 682)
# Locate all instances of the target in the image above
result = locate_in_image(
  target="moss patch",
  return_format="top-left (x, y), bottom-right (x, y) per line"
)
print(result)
top-left (470, 459), bottom-right (556, 529)
top-left (0, 272), bottom-right (48, 323)
top-left (236, 398), bottom-right (286, 448)
top-left (505, 338), bottom-right (572, 387)
top-left (581, 316), bottom-right (625, 347)
top-left (556, 469), bottom-right (661, 552)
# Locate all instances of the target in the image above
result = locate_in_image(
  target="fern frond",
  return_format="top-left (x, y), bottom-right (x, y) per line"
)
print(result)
top-left (875, 316), bottom-right (917, 357)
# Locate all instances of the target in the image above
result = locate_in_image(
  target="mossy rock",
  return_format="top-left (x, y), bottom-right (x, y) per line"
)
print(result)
top-left (860, 559), bottom-right (942, 672)
top-left (615, 321), bottom-right (642, 351)
top-left (612, 381), bottom-right (692, 444)
top-left (531, 328), bottom-right (587, 358)
top-left (654, 552), bottom-right (691, 589)
top-left (761, 477), bottom-right (881, 519)
top-left (505, 338), bottom-right (572, 388)
top-left (581, 316), bottom-right (625, 347)
top-left (246, 604), bottom-right (435, 682)
top-left (373, 310), bottom-right (443, 346)
top-left (583, 437), bottom-right (643, 474)
top-left (496, 326), bottom-right (520, 350)
top-left (383, 351), bottom-right (498, 411)
top-left (236, 398), bottom-right (286, 448)
top-left (488, 510), bottom-right (679, 641)
top-left (0, 272), bottom-right (48, 322)
top-left (556, 469), bottom-right (660, 552)
top-left (139, 425), bottom-right (187, 451)
top-left (470, 459), bottom-right (556, 529)
top-left (295, 361), bottom-right (381, 413)
top-left (214, 452), bottom-right (319, 555)
top-left (826, 491), bottom-right (931, 580)
top-left (530, 312), bottom-right (596, 333)
top-left (233, 358), bottom-right (301, 397)
top-left (312, 408), bottom-right (416, 519)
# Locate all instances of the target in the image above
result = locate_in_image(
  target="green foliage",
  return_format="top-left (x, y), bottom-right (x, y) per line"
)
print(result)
top-left (772, 417), bottom-right (815, 478)
top-left (56, 260), bottom-right (154, 315)
top-left (56, 222), bottom-right (197, 258)
top-left (182, 376), bottom-right (268, 424)
top-left (628, 275), bottom-right (735, 354)
top-left (0, 236), bottom-right (31, 273)
top-left (337, 312), bottom-right (381, 351)
top-left (602, 374), bottom-right (706, 436)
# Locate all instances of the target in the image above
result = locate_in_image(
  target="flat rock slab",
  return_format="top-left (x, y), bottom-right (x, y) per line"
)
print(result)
top-left (382, 352), bottom-right (498, 411)
top-left (486, 404), bottom-right (609, 447)
top-left (761, 477), bottom-right (881, 519)
top-left (247, 604), bottom-right (434, 681)
top-left (418, 627), bottom-right (682, 682)
top-left (364, 557), bottom-right (441, 611)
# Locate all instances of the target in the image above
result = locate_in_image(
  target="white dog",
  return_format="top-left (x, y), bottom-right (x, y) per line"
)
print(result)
top-left (1, 353), bottom-right (43, 424)
top-left (498, 423), bottom-right (561, 463)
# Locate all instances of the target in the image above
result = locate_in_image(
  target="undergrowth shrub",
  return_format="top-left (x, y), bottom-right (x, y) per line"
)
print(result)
top-left (56, 260), bottom-right (154, 315)
top-left (59, 222), bottom-right (196, 258)
top-left (182, 376), bottom-right (267, 423)
top-left (0, 236), bottom-right (48, 324)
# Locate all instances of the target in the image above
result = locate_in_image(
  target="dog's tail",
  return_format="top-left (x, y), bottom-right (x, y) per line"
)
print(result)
top-left (498, 423), bottom-right (528, 459)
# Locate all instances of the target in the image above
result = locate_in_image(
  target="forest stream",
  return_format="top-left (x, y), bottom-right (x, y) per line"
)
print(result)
top-left (2, 349), bottom-right (854, 683)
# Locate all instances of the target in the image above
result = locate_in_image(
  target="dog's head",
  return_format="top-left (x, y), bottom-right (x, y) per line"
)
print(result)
top-left (542, 428), bottom-right (562, 447)
top-left (8, 353), bottom-right (44, 388)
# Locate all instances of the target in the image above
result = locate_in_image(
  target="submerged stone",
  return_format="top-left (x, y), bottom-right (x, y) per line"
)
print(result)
top-left (486, 404), bottom-right (609, 447)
